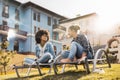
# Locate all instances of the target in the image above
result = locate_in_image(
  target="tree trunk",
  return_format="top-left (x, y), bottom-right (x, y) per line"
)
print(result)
top-left (3, 66), bottom-right (6, 75)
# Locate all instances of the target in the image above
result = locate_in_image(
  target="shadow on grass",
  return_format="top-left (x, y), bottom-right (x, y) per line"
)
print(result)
top-left (4, 73), bottom-right (45, 80)
top-left (4, 70), bottom-right (90, 80)
top-left (41, 70), bottom-right (89, 80)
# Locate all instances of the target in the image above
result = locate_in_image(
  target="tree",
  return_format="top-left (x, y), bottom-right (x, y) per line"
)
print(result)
top-left (0, 40), bottom-right (16, 75)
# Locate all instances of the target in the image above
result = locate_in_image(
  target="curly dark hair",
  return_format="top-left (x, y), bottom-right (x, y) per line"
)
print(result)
top-left (35, 30), bottom-right (49, 44)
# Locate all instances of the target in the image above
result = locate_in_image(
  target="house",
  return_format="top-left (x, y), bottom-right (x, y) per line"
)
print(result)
top-left (57, 13), bottom-right (98, 47)
top-left (58, 12), bottom-right (120, 49)
top-left (0, 0), bottom-right (67, 54)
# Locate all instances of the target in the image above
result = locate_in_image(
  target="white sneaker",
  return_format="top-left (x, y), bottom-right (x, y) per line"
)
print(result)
top-left (93, 68), bottom-right (105, 74)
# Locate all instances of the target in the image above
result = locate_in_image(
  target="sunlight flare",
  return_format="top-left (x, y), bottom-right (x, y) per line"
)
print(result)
top-left (93, 0), bottom-right (120, 34)
top-left (7, 29), bottom-right (16, 41)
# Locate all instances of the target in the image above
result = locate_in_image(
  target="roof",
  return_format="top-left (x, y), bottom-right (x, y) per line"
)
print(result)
top-left (11, 0), bottom-right (21, 5)
top-left (22, 1), bottom-right (67, 20)
top-left (12, 0), bottom-right (67, 20)
top-left (60, 13), bottom-right (97, 23)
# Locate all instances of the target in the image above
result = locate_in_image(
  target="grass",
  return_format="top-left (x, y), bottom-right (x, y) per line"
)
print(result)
top-left (0, 64), bottom-right (120, 80)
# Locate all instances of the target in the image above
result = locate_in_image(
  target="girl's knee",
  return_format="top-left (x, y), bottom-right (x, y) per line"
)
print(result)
top-left (71, 42), bottom-right (77, 45)
top-left (61, 51), bottom-right (69, 58)
top-left (44, 52), bottom-right (51, 58)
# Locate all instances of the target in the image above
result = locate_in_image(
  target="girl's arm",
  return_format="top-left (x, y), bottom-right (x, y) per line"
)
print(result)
top-left (35, 46), bottom-right (40, 58)
top-left (48, 42), bottom-right (56, 58)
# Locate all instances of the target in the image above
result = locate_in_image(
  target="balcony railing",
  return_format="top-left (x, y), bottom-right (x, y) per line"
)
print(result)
top-left (0, 25), bottom-right (9, 31)
top-left (0, 25), bottom-right (27, 36)
top-left (17, 30), bottom-right (27, 36)
top-left (53, 24), bottom-right (66, 32)
top-left (2, 12), bottom-right (9, 18)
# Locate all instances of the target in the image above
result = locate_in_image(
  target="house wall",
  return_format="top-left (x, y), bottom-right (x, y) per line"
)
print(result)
top-left (59, 14), bottom-right (103, 47)
top-left (59, 14), bottom-right (120, 47)
top-left (0, 1), bottom-right (63, 54)
top-left (0, 1), bottom-right (2, 25)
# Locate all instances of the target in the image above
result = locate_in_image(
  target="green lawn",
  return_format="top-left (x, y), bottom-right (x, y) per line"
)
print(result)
top-left (0, 64), bottom-right (120, 80)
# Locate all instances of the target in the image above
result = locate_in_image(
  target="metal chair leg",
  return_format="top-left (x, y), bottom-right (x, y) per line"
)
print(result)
top-left (13, 65), bottom-right (20, 78)
top-left (53, 64), bottom-right (57, 75)
top-left (36, 62), bottom-right (42, 76)
top-left (75, 64), bottom-right (78, 70)
top-left (61, 64), bottom-right (66, 73)
top-left (48, 64), bottom-right (52, 73)
top-left (26, 65), bottom-right (32, 76)
top-left (85, 58), bottom-right (90, 74)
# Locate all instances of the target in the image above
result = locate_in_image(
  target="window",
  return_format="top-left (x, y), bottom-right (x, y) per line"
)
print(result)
top-left (14, 40), bottom-right (19, 52)
top-left (48, 16), bottom-right (51, 26)
top-left (38, 27), bottom-right (40, 31)
top-left (54, 19), bottom-right (57, 25)
top-left (53, 32), bottom-right (57, 40)
top-left (34, 26), bottom-right (36, 34)
top-left (37, 13), bottom-right (40, 22)
top-left (3, 20), bottom-right (7, 26)
top-left (15, 9), bottom-right (20, 20)
top-left (2, 20), bottom-right (8, 30)
top-left (34, 12), bottom-right (40, 22)
top-left (2, 5), bottom-right (9, 18)
top-left (54, 46), bottom-right (57, 55)
top-left (15, 24), bottom-right (19, 32)
top-left (33, 12), bottom-right (36, 21)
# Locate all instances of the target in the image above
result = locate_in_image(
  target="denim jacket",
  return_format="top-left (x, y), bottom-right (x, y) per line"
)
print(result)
top-left (72, 33), bottom-right (93, 57)
top-left (35, 42), bottom-right (56, 59)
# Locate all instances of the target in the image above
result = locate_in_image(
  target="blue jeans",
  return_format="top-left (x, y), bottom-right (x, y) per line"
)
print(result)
top-left (61, 42), bottom-right (92, 61)
top-left (24, 52), bottom-right (52, 64)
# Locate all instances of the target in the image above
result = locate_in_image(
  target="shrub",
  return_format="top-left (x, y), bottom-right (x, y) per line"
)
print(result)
top-left (0, 40), bottom-right (16, 75)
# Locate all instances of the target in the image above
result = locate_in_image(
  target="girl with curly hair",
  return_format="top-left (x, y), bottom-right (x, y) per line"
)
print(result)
top-left (24, 30), bottom-right (55, 64)
top-left (35, 30), bottom-right (55, 63)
